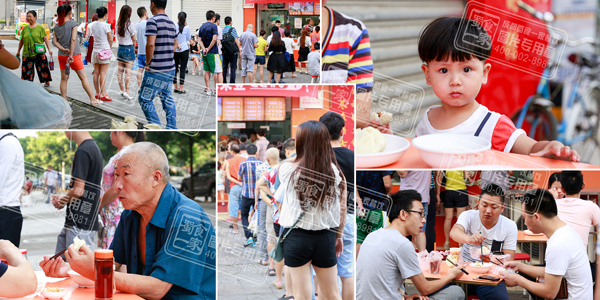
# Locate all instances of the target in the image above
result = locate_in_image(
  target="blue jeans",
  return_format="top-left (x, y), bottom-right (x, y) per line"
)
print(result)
top-left (137, 70), bottom-right (177, 129)
top-left (468, 281), bottom-right (509, 300)
top-left (337, 213), bottom-right (354, 277)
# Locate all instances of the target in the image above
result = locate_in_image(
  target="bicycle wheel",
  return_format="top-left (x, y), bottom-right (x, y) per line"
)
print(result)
top-left (570, 88), bottom-right (600, 164)
top-left (511, 102), bottom-right (559, 141)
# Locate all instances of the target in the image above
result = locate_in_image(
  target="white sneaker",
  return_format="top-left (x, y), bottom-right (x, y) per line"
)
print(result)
top-left (123, 92), bottom-right (134, 100)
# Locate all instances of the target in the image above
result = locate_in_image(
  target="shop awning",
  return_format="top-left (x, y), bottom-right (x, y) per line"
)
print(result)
top-left (217, 85), bottom-right (320, 98)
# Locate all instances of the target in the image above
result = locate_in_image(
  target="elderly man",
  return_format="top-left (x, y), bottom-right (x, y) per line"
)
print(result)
top-left (40, 142), bottom-right (216, 300)
top-left (239, 24), bottom-right (258, 83)
top-left (0, 240), bottom-right (37, 298)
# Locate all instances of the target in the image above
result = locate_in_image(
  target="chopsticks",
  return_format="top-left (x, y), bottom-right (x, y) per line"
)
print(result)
top-left (495, 258), bottom-right (505, 266)
top-left (446, 258), bottom-right (469, 275)
top-left (49, 249), bottom-right (67, 260)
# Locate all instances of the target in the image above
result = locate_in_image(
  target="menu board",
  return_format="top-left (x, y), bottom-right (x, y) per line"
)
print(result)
top-left (265, 97), bottom-right (286, 121)
top-left (222, 98), bottom-right (243, 121)
top-left (244, 98), bottom-right (264, 121)
top-left (289, 2), bottom-right (314, 15)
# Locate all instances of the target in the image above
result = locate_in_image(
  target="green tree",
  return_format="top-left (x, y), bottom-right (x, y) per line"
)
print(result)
top-left (20, 131), bottom-right (75, 175)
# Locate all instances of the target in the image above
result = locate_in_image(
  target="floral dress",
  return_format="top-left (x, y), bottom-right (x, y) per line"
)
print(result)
top-left (98, 149), bottom-right (125, 249)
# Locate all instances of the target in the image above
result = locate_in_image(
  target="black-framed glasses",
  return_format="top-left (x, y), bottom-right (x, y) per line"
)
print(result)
top-left (404, 209), bottom-right (425, 218)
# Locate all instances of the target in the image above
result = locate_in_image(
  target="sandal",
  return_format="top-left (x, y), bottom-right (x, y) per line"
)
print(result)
top-left (444, 242), bottom-right (451, 250)
top-left (91, 101), bottom-right (103, 106)
top-left (257, 259), bottom-right (269, 266)
top-left (229, 230), bottom-right (238, 235)
top-left (273, 280), bottom-right (283, 289)
top-left (44, 82), bottom-right (50, 87)
top-left (101, 95), bottom-right (112, 101)
top-left (277, 294), bottom-right (293, 300)
top-left (267, 268), bottom-right (276, 276)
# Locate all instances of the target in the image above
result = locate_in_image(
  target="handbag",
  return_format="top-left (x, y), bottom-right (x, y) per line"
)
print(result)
top-left (284, 51), bottom-right (291, 62)
top-left (268, 204), bottom-right (309, 262)
top-left (27, 26), bottom-right (45, 54)
top-left (98, 49), bottom-right (112, 60)
top-left (531, 277), bottom-right (568, 299)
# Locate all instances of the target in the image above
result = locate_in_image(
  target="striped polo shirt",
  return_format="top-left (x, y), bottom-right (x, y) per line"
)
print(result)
top-left (145, 14), bottom-right (176, 73)
top-left (322, 7), bottom-right (374, 92)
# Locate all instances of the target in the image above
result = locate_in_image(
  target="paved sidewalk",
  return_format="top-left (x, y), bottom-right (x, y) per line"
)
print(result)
top-left (4, 39), bottom-right (215, 129)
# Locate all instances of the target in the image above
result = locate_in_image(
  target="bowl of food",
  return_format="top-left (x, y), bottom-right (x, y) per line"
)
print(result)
top-left (40, 287), bottom-right (68, 299)
top-left (356, 128), bottom-right (410, 168)
top-left (469, 262), bottom-right (493, 274)
top-left (67, 270), bottom-right (94, 288)
top-left (412, 134), bottom-right (491, 168)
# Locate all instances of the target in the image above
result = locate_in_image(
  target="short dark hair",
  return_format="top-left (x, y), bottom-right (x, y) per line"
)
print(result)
top-left (231, 143), bottom-right (240, 154)
top-left (137, 7), bottom-right (146, 18)
top-left (284, 29), bottom-right (290, 37)
top-left (314, 42), bottom-right (320, 50)
top-left (480, 183), bottom-right (505, 204)
top-left (271, 26), bottom-right (278, 33)
top-left (275, 20), bottom-right (281, 24)
top-left (206, 10), bottom-right (215, 21)
top-left (151, 0), bottom-right (167, 10)
top-left (225, 16), bottom-right (232, 25)
top-left (247, 144), bottom-right (258, 155)
top-left (239, 143), bottom-right (247, 151)
top-left (560, 171), bottom-right (584, 195)
top-left (388, 190), bottom-right (422, 223)
top-left (315, 25), bottom-right (320, 33)
top-left (239, 134), bottom-right (248, 143)
top-left (256, 128), bottom-right (266, 137)
top-left (260, 29), bottom-right (266, 36)
top-left (418, 17), bottom-right (491, 64)
top-left (283, 138), bottom-right (295, 152)
top-left (96, 6), bottom-right (108, 18)
top-left (215, 13), bottom-right (220, 22)
top-left (319, 111), bottom-right (345, 140)
top-left (523, 189), bottom-right (557, 218)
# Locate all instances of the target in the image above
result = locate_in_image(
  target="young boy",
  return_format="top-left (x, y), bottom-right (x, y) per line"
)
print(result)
top-left (417, 17), bottom-right (579, 162)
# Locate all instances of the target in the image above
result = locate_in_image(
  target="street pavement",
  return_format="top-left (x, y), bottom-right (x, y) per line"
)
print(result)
top-left (217, 215), bottom-right (287, 300)
top-left (19, 186), bottom-right (216, 272)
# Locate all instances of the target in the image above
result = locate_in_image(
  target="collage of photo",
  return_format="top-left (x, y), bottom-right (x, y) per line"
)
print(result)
top-left (1, 0), bottom-right (600, 299)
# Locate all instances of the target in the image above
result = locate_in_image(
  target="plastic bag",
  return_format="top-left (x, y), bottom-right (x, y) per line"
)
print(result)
top-left (417, 250), bottom-right (429, 272)
top-left (0, 66), bottom-right (72, 128)
top-left (470, 245), bottom-right (491, 261)
top-left (248, 211), bottom-right (258, 234)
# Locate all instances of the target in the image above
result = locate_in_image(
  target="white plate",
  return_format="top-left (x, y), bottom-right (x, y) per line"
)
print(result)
top-left (67, 270), bottom-right (94, 288)
top-left (356, 134), bottom-right (410, 168)
top-left (412, 134), bottom-right (491, 168)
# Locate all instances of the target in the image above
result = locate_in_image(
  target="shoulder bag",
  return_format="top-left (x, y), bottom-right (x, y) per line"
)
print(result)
top-left (27, 26), bottom-right (46, 54)
top-left (269, 203), bottom-right (309, 262)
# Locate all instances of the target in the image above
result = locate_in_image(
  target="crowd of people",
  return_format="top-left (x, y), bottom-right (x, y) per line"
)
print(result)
top-left (219, 111), bottom-right (354, 300)
top-left (0, 131), bottom-right (216, 299)
top-left (355, 170), bottom-right (599, 299)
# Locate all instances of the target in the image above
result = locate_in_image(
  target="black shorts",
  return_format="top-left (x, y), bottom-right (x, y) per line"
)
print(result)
top-left (282, 228), bottom-right (337, 268)
top-left (443, 190), bottom-right (469, 208)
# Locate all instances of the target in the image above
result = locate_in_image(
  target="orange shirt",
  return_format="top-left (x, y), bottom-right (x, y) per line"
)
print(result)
top-left (310, 31), bottom-right (319, 44)
top-left (228, 155), bottom-right (247, 189)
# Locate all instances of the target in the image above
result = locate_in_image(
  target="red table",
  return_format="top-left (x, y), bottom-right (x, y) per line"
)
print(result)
top-left (517, 230), bottom-right (548, 263)
top-left (5, 272), bottom-right (143, 300)
top-left (361, 138), bottom-right (600, 169)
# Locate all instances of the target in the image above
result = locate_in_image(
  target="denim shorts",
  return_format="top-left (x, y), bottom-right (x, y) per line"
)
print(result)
top-left (255, 55), bottom-right (265, 65)
top-left (337, 213), bottom-right (355, 277)
top-left (228, 185), bottom-right (242, 218)
top-left (137, 54), bottom-right (146, 69)
top-left (190, 53), bottom-right (201, 61)
top-left (117, 45), bottom-right (135, 62)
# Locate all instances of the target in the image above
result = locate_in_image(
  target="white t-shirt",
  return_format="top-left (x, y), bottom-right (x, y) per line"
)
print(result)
top-left (545, 225), bottom-right (593, 300)
top-left (455, 210), bottom-right (518, 263)
top-left (0, 132), bottom-right (24, 207)
top-left (43, 170), bottom-right (57, 186)
top-left (399, 171), bottom-right (431, 204)
top-left (89, 21), bottom-right (112, 51)
top-left (416, 104), bottom-right (525, 153)
top-left (296, 36), bottom-right (311, 49)
top-left (77, 22), bottom-right (86, 33)
top-left (135, 20), bottom-right (147, 55)
top-left (555, 197), bottom-right (600, 248)
top-left (282, 37), bottom-right (294, 54)
top-left (117, 22), bottom-right (136, 45)
top-left (217, 26), bottom-right (223, 55)
top-left (276, 161), bottom-right (342, 230)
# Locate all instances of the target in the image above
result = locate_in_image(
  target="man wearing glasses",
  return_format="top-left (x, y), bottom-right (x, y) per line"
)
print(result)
top-left (449, 183), bottom-right (517, 300)
top-left (356, 190), bottom-right (465, 300)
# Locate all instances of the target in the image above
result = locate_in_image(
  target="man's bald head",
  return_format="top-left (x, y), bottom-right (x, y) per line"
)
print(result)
top-left (266, 148), bottom-right (279, 165)
top-left (119, 142), bottom-right (170, 184)
top-left (247, 24), bottom-right (253, 30)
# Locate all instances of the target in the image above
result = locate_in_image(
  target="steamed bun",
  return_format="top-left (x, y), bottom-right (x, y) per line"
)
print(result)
top-left (357, 127), bottom-right (386, 154)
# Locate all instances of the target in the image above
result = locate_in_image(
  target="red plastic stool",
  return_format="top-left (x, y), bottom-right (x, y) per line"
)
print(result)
top-left (311, 75), bottom-right (320, 83)
top-left (467, 296), bottom-right (479, 300)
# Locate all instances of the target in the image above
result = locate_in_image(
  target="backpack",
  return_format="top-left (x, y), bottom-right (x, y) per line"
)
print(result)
top-left (222, 27), bottom-right (238, 56)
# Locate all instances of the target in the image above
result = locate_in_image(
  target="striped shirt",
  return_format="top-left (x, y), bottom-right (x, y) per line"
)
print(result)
top-left (322, 7), bottom-right (373, 92)
top-left (238, 156), bottom-right (262, 199)
top-left (146, 14), bottom-right (176, 73)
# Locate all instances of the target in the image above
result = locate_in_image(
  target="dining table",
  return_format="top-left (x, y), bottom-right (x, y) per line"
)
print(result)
top-left (2, 271), bottom-right (143, 300)
top-left (359, 137), bottom-right (600, 169)
top-left (517, 230), bottom-right (549, 264)
top-left (422, 262), bottom-right (504, 300)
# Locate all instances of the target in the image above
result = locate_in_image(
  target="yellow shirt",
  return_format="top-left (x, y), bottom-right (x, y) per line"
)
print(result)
top-left (256, 38), bottom-right (267, 56)
top-left (445, 171), bottom-right (467, 190)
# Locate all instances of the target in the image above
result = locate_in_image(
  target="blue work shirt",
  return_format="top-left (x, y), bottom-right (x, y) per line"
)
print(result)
top-left (110, 183), bottom-right (216, 300)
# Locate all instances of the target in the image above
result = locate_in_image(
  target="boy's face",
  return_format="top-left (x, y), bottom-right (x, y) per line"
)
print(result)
top-left (421, 58), bottom-right (491, 107)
